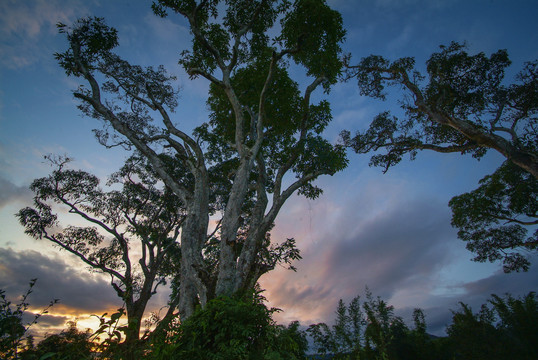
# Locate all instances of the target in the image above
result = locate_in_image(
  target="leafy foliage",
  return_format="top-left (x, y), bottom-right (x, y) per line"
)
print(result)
top-left (447, 292), bottom-right (538, 360)
top-left (449, 161), bottom-right (538, 272)
top-left (279, 0), bottom-right (346, 87)
top-left (150, 292), bottom-right (307, 360)
top-left (0, 279), bottom-right (58, 360)
top-left (200, 58), bottom-right (347, 204)
top-left (343, 41), bottom-right (537, 172)
top-left (489, 292), bottom-right (538, 359)
top-left (447, 302), bottom-right (506, 360)
top-left (307, 290), bottom-right (538, 360)
top-left (56, 17), bottom-right (119, 77)
top-left (307, 289), bottom-right (429, 360)
top-left (89, 308), bottom-right (130, 358)
top-left (307, 296), bottom-right (363, 358)
top-left (265, 321), bottom-right (308, 360)
top-left (20, 321), bottom-right (94, 360)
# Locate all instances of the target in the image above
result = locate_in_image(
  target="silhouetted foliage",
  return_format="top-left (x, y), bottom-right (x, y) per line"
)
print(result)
top-left (447, 292), bottom-right (538, 360)
top-left (449, 161), bottom-right (538, 272)
top-left (307, 289), bottom-right (432, 360)
top-left (17, 155), bottom-right (183, 357)
top-left (0, 279), bottom-right (58, 360)
top-left (307, 290), bottom-right (538, 360)
top-left (447, 302), bottom-right (507, 360)
top-left (489, 292), bottom-right (538, 358)
top-left (19, 321), bottom-right (94, 360)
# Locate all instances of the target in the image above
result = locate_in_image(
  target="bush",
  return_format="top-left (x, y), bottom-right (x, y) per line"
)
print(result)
top-left (150, 294), bottom-right (307, 360)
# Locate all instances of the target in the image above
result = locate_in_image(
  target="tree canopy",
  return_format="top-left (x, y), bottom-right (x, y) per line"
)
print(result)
top-left (449, 161), bottom-right (537, 272)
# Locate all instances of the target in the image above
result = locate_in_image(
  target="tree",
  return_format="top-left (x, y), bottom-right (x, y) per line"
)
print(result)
top-left (17, 155), bottom-right (184, 356)
top-left (307, 290), bottom-right (438, 360)
top-left (266, 320), bottom-right (309, 360)
top-left (342, 42), bottom-right (537, 270)
top-left (444, 292), bottom-right (538, 360)
top-left (362, 289), bottom-right (402, 360)
top-left (53, 0), bottom-right (347, 323)
top-left (488, 292), bottom-right (538, 359)
top-left (308, 295), bottom-right (364, 358)
top-left (447, 303), bottom-right (507, 360)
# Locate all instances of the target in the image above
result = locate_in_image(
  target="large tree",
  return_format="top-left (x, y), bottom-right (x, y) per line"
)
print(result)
top-left (343, 42), bottom-right (537, 271)
top-left (53, 0), bottom-right (347, 322)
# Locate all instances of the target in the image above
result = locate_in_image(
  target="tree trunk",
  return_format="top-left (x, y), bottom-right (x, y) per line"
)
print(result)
top-left (178, 177), bottom-right (209, 319)
top-left (122, 301), bottom-right (144, 360)
top-left (215, 159), bottom-right (253, 296)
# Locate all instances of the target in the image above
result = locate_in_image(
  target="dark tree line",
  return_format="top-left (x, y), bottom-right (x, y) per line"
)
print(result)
top-left (307, 290), bottom-right (538, 360)
top-left (3, 282), bottom-right (537, 360)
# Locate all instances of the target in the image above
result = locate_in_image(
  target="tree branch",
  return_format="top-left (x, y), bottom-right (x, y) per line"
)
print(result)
top-left (274, 75), bottom-right (326, 196)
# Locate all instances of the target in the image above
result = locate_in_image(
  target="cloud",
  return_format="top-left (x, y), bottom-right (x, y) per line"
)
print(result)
top-left (0, 0), bottom-right (85, 38)
top-left (143, 12), bottom-right (189, 46)
top-left (0, 248), bottom-right (120, 314)
top-left (263, 192), bottom-right (455, 324)
top-left (0, 176), bottom-right (31, 208)
top-left (0, 246), bottom-right (176, 337)
top-left (0, 0), bottom-right (87, 69)
top-left (22, 312), bottom-right (70, 331)
top-left (462, 265), bottom-right (538, 303)
top-left (262, 176), bottom-right (538, 335)
top-left (416, 262), bottom-right (538, 335)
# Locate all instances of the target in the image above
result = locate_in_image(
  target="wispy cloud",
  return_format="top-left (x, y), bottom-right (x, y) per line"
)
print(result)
top-left (262, 176), bottom-right (537, 334)
top-left (263, 192), bottom-right (455, 324)
top-left (0, 0), bottom-right (86, 39)
top-left (0, 0), bottom-right (88, 69)
top-left (143, 12), bottom-right (189, 46)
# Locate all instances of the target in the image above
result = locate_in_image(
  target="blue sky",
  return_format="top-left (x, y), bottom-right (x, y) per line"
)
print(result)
top-left (1, 0), bottom-right (537, 337)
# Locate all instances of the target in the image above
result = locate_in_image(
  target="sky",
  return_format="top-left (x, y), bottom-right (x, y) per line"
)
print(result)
top-left (1, 0), bottom-right (537, 339)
